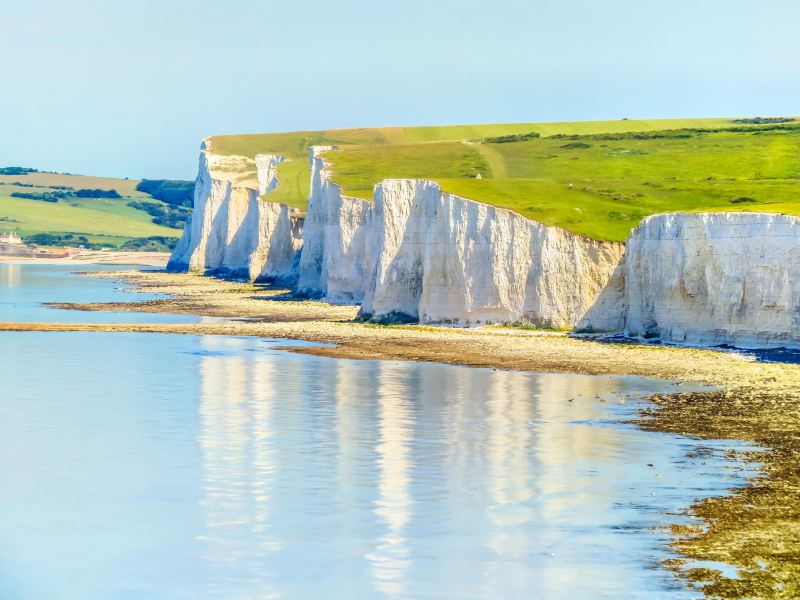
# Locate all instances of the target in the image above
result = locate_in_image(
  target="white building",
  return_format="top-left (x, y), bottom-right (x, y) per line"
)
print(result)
top-left (0, 232), bottom-right (22, 244)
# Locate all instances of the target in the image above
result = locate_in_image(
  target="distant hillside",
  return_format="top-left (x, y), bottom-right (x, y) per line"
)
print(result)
top-left (0, 171), bottom-right (193, 250)
top-left (208, 116), bottom-right (800, 241)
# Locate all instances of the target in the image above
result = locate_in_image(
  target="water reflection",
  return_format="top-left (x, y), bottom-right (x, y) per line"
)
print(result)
top-left (368, 363), bottom-right (414, 595)
top-left (198, 337), bottom-right (280, 598)
top-left (1, 267), bottom-right (754, 599)
top-left (0, 262), bottom-right (21, 288)
top-left (0, 264), bottom-right (198, 323)
top-left (483, 372), bottom-right (536, 595)
top-left (531, 375), bottom-right (633, 597)
top-left (191, 339), bottom-right (740, 599)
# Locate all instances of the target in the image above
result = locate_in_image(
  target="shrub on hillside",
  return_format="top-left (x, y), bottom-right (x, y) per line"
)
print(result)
top-left (5, 181), bottom-right (65, 189)
top-left (136, 179), bottom-right (194, 207)
top-left (24, 232), bottom-right (103, 249)
top-left (483, 132), bottom-right (541, 144)
top-left (732, 117), bottom-right (794, 125)
top-left (11, 191), bottom-right (64, 202)
top-left (0, 167), bottom-right (38, 175)
top-left (128, 200), bottom-right (191, 229)
top-left (75, 189), bottom-right (121, 198)
top-left (120, 236), bottom-right (178, 251)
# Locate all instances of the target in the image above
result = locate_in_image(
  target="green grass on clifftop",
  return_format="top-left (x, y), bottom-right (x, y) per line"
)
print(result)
top-left (208, 117), bottom-right (800, 241)
top-left (269, 159), bottom-right (311, 210)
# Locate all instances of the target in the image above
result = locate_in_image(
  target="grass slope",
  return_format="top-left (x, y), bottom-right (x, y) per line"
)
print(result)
top-left (209, 118), bottom-right (740, 157)
top-left (269, 159), bottom-right (311, 210)
top-left (0, 173), bottom-right (181, 245)
top-left (213, 117), bottom-right (800, 241)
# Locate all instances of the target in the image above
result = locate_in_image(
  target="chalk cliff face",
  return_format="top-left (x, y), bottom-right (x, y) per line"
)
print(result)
top-left (170, 140), bottom-right (799, 349)
top-left (296, 147), bottom-right (372, 302)
top-left (167, 144), bottom-right (302, 282)
top-left (293, 150), bottom-right (623, 325)
top-left (360, 179), bottom-right (624, 326)
top-left (614, 212), bottom-right (800, 349)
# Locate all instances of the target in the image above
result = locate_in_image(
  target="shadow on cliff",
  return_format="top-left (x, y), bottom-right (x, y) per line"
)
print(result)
top-left (257, 207), bottom-right (302, 285)
top-left (358, 187), bottom-right (427, 321)
top-left (204, 182), bottom-right (233, 271)
top-left (218, 188), bottom-right (259, 279)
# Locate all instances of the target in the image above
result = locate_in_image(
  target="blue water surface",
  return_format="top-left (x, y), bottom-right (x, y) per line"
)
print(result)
top-left (0, 266), bottom-right (754, 599)
top-left (0, 263), bottom-right (197, 323)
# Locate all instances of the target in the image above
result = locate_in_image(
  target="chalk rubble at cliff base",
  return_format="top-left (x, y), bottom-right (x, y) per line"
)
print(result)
top-left (168, 143), bottom-right (800, 349)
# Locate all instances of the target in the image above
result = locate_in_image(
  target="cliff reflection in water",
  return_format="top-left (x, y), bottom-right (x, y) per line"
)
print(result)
top-left (197, 337), bottom-right (282, 596)
top-left (194, 336), bottom-right (710, 598)
top-left (0, 262), bottom-right (21, 288)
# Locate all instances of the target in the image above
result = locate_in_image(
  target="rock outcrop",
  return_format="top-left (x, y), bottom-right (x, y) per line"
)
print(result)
top-left (167, 142), bottom-right (302, 282)
top-left (583, 212), bottom-right (800, 349)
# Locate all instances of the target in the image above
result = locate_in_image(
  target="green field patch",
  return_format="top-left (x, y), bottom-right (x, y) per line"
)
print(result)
top-left (327, 142), bottom-right (489, 200)
top-left (0, 172), bottom-right (148, 197)
top-left (266, 159), bottom-right (311, 210)
top-left (0, 171), bottom-right (185, 242)
top-left (0, 193), bottom-right (180, 239)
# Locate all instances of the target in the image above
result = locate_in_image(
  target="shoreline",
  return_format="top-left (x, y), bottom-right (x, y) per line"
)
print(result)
top-left (0, 251), bottom-right (170, 267)
top-left (27, 270), bottom-right (798, 391)
top-left (3, 268), bottom-right (800, 597)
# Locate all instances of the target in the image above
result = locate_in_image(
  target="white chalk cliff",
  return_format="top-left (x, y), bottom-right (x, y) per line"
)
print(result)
top-left (580, 212), bottom-right (800, 349)
top-left (360, 179), bottom-right (624, 327)
top-left (294, 147), bottom-right (623, 325)
top-left (296, 147), bottom-right (372, 302)
top-left (169, 142), bottom-right (800, 349)
top-left (167, 142), bottom-right (302, 283)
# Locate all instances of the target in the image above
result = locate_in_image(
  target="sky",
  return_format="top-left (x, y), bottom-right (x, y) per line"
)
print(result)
top-left (1, 0), bottom-right (798, 180)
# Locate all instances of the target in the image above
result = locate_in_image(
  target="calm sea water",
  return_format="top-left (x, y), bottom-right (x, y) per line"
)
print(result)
top-left (0, 264), bottom-right (752, 599)
top-left (0, 263), bottom-right (197, 323)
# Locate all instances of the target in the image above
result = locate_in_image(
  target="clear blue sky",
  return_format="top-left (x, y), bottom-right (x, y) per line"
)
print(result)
top-left (2, 0), bottom-right (798, 180)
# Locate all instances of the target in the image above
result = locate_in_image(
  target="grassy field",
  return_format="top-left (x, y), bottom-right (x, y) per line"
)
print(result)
top-left (208, 117), bottom-right (741, 157)
top-left (0, 173), bottom-right (181, 246)
top-left (209, 117), bottom-right (800, 241)
top-left (269, 159), bottom-right (311, 210)
top-left (0, 172), bottom-right (149, 197)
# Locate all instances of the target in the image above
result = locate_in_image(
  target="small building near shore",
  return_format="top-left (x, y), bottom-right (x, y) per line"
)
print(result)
top-left (0, 231), bottom-right (33, 257)
top-left (0, 232), bottom-right (22, 245)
